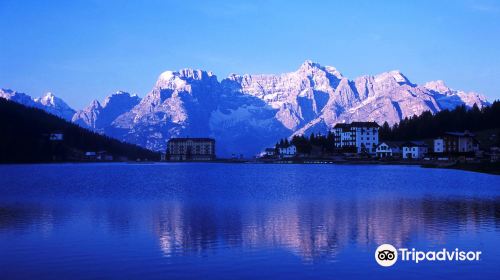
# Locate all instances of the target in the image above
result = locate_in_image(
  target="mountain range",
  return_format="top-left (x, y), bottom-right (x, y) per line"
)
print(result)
top-left (0, 60), bottom-right (489, 156)
top-left (0, 89), bottom-right (76, 120)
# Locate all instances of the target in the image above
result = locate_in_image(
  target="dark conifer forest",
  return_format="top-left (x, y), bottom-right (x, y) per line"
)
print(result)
top-left (276, 101), bottom-right (500, 154)
top-left (379, 101), bottom-right (500, 141)
top-left (0, 98), bottom-right (159, 163)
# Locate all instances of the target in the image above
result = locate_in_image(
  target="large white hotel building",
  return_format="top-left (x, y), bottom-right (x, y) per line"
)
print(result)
top-left (332, 122), bottom-right (380, 154)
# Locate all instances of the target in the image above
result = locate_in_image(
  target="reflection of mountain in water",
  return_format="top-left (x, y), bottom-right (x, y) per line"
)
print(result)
top-left (152, 198), bottom-right (500, 262)
top-left (0, 197), bottom-right (497, 262)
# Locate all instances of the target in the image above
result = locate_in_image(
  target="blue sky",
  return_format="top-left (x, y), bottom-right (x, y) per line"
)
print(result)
top-left (1, 0), bottom-right (499, 108)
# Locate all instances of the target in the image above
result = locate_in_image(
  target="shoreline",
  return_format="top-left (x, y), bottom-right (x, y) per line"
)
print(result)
top-left (1, 159), bottom-right (498, 175)
top-left (167, 158), bottom-right (500, 175)
top-left (422, 162), bottom-right (500, 175)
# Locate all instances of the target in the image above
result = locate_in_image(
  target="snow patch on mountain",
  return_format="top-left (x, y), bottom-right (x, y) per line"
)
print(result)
top-left (1, 61), bottom-right (490, 157)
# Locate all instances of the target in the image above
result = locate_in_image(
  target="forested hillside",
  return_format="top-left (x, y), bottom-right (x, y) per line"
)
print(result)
top-left (379, 101), bottom-right (500, 142)
top-left (275, 101), bottom-right (500, 154)
top-left (0, 98), bottom-right (159, 163)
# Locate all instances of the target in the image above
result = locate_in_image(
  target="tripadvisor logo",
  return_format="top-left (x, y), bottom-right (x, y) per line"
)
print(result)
top-left (375, 244), bottom-right (398, 267)
top-left (375, 244), bottom-right (482, 267)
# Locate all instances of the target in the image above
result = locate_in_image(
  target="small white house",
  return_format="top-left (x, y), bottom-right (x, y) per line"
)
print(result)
top-left (375, 142), bottom-right (402, 158)
top-left (264, 148), bottom-right (276, 157)
top-left (402, 141), bottom-right (428, 159)
top-left (279, 145), bottom-right (297, 158)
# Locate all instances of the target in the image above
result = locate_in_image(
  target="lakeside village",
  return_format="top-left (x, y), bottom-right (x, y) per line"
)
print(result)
top-left (160, 122), bottom-right (500, 170)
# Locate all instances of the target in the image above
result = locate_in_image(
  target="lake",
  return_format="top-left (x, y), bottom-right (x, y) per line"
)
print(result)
top-left (0, 163), bottom-right (499, 279)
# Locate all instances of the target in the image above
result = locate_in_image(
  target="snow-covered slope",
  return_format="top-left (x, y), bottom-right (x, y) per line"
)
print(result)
top-left (1, 61), bottom-right (490, 157)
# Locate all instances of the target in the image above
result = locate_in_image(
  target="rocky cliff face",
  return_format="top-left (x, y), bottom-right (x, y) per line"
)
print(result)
top-left (72, 91), bottom-right (140, 132)
top-left (109, 69), bottom-right (221, 150)
top-left (223, 61), bottom-right (343, 132)
top-left (423, 80), bottom-right (487, 110)
top-left (1, 61), bottom-right (490, 157)
top-left (103, 61), bottom-right (488, 156)
top-left (220, 61), bottom-right (488, 139)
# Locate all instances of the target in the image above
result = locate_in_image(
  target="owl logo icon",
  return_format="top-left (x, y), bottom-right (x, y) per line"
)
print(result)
top-left (375, 244), bottom-right (398, 267)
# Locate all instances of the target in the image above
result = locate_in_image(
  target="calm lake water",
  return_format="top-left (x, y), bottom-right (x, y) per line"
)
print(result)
top-left (0, 163), bottom-right (499, 279)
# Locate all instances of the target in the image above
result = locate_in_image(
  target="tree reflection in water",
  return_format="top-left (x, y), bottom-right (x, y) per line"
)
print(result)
top-left (151, 197), bottom-right (499, 262)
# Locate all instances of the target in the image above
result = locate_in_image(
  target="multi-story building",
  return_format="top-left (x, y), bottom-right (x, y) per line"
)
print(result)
top-left (433, 131), bottom-right (479, 154)
top-left (166, 138), bottom-right (215, 161)
top-left (278, 145), bottom-right (297, 158)
top-left (333, 122), bottom-right (379, 154)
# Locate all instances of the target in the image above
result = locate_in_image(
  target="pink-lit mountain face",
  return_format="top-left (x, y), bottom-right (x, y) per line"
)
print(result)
top-left (1, 61), bottom-right (489, 156)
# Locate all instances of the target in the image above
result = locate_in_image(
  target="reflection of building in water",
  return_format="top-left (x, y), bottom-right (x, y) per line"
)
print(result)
top-left (151, 198), bottom-right (496, 261)
top-left (153, 202), bottom-right (186, 257)
top-left (154, 202), bottom-right (222, 257)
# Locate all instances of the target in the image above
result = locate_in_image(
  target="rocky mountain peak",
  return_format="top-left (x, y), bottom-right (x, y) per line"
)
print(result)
top-left (102, 91), bottom-right (140, 107)
top-left (158, 69), bottom-right (216, 82)
top-left (33, 92), bottom-right (75, 120)
top-left (0, 88), bottom-right (35, 106)
top-left (1, 61), bottom-right (491, 157)
top-left (35, 92), bottom-right (56, 105)
top-left (299, 59), bottom-right (320, 71)
top-left (72, 90), bottom-right (141, 130)
top-left (297, 60), bottom-right (343, 80)
top-left (155, 69), bottom-right (219, 94)
top-left (375, 70), bottom-right (411, 85)
top-left (424, 80), bottom-right (451, 94)
top-left (89, 99), bottom-right (102, 109)
top-left (0, 88), bottom-right (14, 95)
